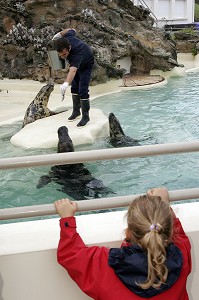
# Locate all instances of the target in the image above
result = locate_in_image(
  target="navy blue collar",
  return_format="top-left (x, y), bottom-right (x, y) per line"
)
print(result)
top-left (108, 243), bottom-right (183, 298)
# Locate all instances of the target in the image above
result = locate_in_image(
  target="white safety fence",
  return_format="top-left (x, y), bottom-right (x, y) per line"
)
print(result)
top-left (0, 140), bottom-right (199, 220)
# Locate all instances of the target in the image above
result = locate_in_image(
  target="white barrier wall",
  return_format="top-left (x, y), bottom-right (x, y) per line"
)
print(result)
top-left (116, 54), bottom-right (199, 78)
top-left (177, 53), bottom-right (199, 71)
top-left (133, 0), bottom-right (194, 27)
top-left (0, 202), bottom-right (199, 300)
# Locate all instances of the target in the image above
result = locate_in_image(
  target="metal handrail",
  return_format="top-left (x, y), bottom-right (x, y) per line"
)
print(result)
top-left (0, 141), bottom-right (199, 170)
top-left (138, 0), bottom-right (158, 26)
top-left (1, 140), bottom-right (199, 220)
top-left (0, 188), bottom-right (199, 220)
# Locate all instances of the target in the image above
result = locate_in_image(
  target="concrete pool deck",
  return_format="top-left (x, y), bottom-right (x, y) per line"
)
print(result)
top-left (0, 78), bottom-right (121, 125)
top-left (0, 76), bottom-right (168, 126)
top-left (0, 75), bottom-right (169, 149)
top-left (1, 52), bottom-right (199, 126)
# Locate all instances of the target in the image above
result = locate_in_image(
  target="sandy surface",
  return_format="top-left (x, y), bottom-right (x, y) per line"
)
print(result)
top-left (0, 77), bottom-right (167, 126)
top-left (0, 79), bottom-right (120, 125)
top-left (0, 54), bottom-right (198, 126)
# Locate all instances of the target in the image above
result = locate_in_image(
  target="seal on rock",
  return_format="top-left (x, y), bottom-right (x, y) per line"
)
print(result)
top-left (37, 126), bottom-right (113, 200)
top-left (108, 112), bottom-right (141, 147)
top-left (22, 82), bottom-right (57, 128)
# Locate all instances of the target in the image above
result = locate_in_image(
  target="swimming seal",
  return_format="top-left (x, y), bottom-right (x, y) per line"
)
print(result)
top-left (22, 82), bottom-right (57, 128)
top-left (37, 126), bottom-right (113, 200)
top-left (108, 112), bottom-right (141, 147)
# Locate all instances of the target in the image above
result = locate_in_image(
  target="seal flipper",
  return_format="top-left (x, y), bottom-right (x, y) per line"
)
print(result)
top-left (36, 175), bottom-right (52, 188)
top-left (36, 126), bottom-right (114, 199)
top-left (138, 135), bottom-right (158, 144)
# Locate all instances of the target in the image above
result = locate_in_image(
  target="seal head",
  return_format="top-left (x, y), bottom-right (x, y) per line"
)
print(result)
top-left (22, 82), bottom-right (55, 128)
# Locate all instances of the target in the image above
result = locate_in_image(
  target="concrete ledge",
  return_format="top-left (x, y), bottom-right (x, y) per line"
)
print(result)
top-left (0, 202), bottom-right (199, 300)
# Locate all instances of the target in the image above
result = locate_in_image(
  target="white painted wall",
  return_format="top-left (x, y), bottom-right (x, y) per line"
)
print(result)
top-left (133, 0), bottom-right (195, 27)
top-left (116, 56), bottom-right (131, 73)
top-left (177, 53), bottom-right (199, 70)
top-left (0, 202), bottom-right (199, 300)
top-left (116, 54), bottom-right (199, 78)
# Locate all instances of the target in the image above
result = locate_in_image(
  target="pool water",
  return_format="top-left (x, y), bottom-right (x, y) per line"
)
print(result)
top-left (0, 73), bottom-right (199, 212)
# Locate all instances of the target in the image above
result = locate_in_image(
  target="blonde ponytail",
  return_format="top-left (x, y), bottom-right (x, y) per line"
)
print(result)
top-left (127, 195), bottom-right (173, 289)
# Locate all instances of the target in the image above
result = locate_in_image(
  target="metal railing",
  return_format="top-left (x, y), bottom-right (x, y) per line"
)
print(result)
top-left (138, 0), bottom-right (158, 26)
top-left (1, 188), bottom-right (199, 221)
top-left (0, 140), bottom-right (199, 220)
top-left (1, 141), bottom-right (199, 170)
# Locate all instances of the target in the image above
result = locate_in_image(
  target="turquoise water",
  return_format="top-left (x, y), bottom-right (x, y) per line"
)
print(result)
top-left (0, 73), bottom-right (199, 215)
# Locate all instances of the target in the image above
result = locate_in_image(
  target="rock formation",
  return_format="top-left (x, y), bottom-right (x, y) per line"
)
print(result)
top-left (0, 0), bottom-right (180, 83)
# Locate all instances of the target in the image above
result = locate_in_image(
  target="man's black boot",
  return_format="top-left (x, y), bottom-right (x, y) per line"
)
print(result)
top-left (77, 99), bottom-right (90, 127)
top-left (68, 94), bottom-right (81, 121)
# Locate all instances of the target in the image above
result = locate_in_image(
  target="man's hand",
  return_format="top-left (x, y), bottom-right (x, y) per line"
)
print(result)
top-left (52, 32), bottom-right (62, 40)
top-left (60, 82), bottom-right (69, 100)
top-left (147, 187), bottom-right (170, 203)
top-left (54, 199), bottom-right (77, 218)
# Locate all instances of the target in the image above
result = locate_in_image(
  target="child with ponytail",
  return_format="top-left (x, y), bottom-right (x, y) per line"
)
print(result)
top-left (54, 187), bottom-right (191, 300)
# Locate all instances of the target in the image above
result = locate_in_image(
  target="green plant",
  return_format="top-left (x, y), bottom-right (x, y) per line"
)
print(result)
top-left (180, 27), bottom-right (195, 35)
top-left (191, 47), bottom-right (197, 56)
top-left (194, 3), bottom-right (199, 22)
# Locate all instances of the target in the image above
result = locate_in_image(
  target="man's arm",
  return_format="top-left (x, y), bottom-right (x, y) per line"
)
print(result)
top-left (60, 66), bottom-right (77, 96)
top-left (65, 66), bottom-right (77, 85)
top-left (52, 28), bottom-right (76, 40)
top-left (60, 28), bottom-right (76, 36)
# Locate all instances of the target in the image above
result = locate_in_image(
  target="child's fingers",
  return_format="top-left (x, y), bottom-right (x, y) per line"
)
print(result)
top-left (54, 199), bottom-right (77, 213)
top-left (54, 198), bottom-right (70, 209)
top-left (146, 188), bottom-right (154, 196)
top-left (71, 201), bottom-right (77, 211)
top-left (147, 187), bottom-right (169, 202)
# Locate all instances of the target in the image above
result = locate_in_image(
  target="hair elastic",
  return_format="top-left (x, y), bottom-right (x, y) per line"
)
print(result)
top-left (149, 224), bottom-right (158, 231)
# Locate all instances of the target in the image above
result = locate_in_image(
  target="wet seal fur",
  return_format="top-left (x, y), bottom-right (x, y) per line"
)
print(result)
top-left (108, 112), bottom-right (141, 147)
top-left (22, 82), bottom-right (57, 128)
top-left (37, 126), bottom-right (113, 200)
top-left (108, 113), bottom-right (155, 147)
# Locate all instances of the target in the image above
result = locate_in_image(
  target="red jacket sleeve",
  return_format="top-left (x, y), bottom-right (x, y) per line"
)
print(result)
top-left (172, 216), bottom-right (192, 274)
top-left (57, 217), bottom-right (109, 298)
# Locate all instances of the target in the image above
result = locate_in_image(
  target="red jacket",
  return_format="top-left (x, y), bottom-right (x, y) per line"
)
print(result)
top-left (57, 216), bottom-right (191, 300)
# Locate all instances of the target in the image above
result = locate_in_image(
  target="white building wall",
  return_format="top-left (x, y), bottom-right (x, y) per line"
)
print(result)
top-left (116, 56), bottom-right (131, 73)
top-left (133, 0), bottom-right (195, 27)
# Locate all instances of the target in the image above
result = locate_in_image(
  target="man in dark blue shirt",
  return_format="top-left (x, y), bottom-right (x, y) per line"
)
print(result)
top-left (53, 28), bottom-right (94, 127)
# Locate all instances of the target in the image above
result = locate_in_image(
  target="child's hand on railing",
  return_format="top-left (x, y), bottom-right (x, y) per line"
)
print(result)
top-left (54, 199), bottom-right (77, 218)
top-left (147, 187), bottom-right (170, 203)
